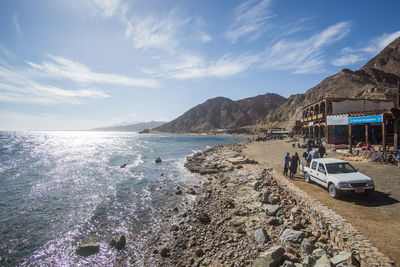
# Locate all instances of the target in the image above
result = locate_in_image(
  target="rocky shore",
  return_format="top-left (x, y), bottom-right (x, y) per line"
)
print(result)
top-left (150, 144), bottom-right (395, 267)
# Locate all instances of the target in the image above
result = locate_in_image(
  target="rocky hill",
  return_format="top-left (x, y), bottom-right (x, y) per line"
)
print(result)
top-left (264, 36), bottom-right (400, 131)
top-left (154, 93), bottom-right (287, 133)
top-left (155, 37), bottom-right (400, 133)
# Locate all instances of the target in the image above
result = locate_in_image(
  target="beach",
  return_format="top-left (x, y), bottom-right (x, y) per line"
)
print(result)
top-left (151, 141), bottom-right (396, 266)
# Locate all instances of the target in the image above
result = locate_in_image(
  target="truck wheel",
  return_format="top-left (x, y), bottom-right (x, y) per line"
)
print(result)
top-left (328, 183), bottom-right (340, 198)
top-left (304, 173), bottom-right (311, 183)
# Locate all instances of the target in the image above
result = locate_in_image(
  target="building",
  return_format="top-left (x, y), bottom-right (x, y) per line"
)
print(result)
top-left (301, 97), bottom-right (399, 150)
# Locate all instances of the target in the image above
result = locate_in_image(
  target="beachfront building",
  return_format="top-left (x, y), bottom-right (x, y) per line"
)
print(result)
top-left (300, 97), bottom-right (399, 150)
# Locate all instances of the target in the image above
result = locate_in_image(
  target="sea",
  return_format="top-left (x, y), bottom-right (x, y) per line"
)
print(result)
top-left (0, 131), bottom-right (239, 266)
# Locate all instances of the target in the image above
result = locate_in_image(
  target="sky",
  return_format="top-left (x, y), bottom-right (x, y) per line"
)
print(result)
top-left (0, 0), bottom-right (399, 130)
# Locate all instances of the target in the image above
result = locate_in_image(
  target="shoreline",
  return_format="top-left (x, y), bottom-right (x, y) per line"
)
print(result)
top-left (148, 143), bottom-right (395, 266)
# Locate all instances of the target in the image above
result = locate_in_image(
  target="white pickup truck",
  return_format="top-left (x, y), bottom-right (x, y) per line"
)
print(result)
top-left (300, 158), bottom-right (375, 198)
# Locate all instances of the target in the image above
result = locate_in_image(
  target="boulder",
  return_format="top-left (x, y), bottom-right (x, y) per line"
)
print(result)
top-left (264, 204), bottom-right (281, 216)
top-left (268, 193), bottom-right (280, 204)
top-left (254, 228), bottom-right (270, 245)
top-left (199, 168), bottom-right (218, 175)
top-left (197, 212), bottom-right (211, 224)
top-left (253, 181), bottom-right (262, 191)
top-left (160, 245), bottom-right (170, 257)
top-left (76, 242), bottom-right (100, 257)
top-left (261, 190), bottom-right (272, 203)
top-left (331, 251), bottom-right (352, 266)
top-left (280, 228), bottom-right (305, 244)
top-left (253, 246), bottom-right (285, 267)
top-left (110, 234), bottom-right (126, 250)
top-left (314, 255), bottom-right (331, 267)
top-left (301, 238), bottom-right (314, 255)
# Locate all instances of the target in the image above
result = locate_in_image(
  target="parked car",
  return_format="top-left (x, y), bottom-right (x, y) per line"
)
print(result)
top-left (300, 158), bottom-right (375, 198)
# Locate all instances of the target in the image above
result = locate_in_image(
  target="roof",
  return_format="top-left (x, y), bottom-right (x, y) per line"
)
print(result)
top-left (312, 158), bottom-right (347, 164)
top-left (302, 97), bottom-right (393, 111)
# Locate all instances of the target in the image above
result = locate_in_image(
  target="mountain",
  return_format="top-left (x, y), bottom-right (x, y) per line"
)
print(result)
top-left (155, 36), bottom-right (400, 133)
top-left (154, 93), bottom-right (287, 133)
top-left (92, 121), bottom-right (166, 132)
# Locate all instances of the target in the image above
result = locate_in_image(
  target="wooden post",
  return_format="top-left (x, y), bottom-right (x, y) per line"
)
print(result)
top-left (349, 124), bottom-right (353, 153)
top-left (365, 124), bottom-right (369, 145)
top-left (382, 120), bottom-right (386, 151)
top-left (393, 81), bottom-right (400, 150)
top-left (326, 125), bottom-right (330, 144)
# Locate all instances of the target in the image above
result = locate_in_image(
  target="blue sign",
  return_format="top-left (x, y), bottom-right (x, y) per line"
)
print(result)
top-left (349, 114), bottom-right (383, 124)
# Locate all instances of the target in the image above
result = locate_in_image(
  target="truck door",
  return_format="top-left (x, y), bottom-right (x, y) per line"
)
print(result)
top-left (316, 163), bottom-right (328, 185)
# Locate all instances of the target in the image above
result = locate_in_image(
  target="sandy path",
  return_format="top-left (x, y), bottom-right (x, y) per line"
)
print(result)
top-left (242, 140), bottom-right (400, 266)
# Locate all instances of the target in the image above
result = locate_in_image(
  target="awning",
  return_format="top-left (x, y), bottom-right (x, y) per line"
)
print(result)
top-left (327, 114), bottom-right (349, 125)
top-left (349, 114), bottom-right (383, 124)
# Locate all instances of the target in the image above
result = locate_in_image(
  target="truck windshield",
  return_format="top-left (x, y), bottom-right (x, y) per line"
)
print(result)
top-left (325, 163), bottom-right (357, 174)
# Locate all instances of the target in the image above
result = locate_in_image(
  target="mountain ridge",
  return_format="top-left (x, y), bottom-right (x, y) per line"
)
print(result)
top-left (154, 36), bottom-right (400, 133)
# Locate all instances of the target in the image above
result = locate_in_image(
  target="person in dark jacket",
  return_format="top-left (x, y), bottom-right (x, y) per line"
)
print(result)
top-left (318, 145), bottom-right (326, 158)
top-left (289, 152), bottom-right (300, 179)
top-left (283, 153), bottom-right (290, 176)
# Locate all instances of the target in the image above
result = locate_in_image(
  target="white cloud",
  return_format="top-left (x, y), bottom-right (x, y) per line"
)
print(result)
top-left (331, 54), bottom-right (366, 66)
top-left (0, 61), bottom-right (109, 105)
top-left (27, 55), bottom-right (159, 87)
top-left (13, 12), bottom-right (22, 35)
top-left (198, 33), bottom-right (212, 43)
top-left (362, 31), bottom-right (400, 54)
top-left (331, 30), bottom-right (400, 67)
top-left (92, 0), bottom-right (121, 18)
top-left (225, 0), bottom-right (274, 43)
top-left (260, 21), bottom-right (351, 73)
top-left (158, 52), bottom-right (257, 79)
top-left (124, 9), bottom-right (190, 52)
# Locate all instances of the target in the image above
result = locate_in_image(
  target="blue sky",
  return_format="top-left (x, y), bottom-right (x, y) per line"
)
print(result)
top-left (0, 0), bottom-right (399, 130)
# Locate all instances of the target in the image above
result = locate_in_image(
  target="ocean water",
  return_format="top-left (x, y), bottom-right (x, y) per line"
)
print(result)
top-left (0, 131), bottom-right (238, 266)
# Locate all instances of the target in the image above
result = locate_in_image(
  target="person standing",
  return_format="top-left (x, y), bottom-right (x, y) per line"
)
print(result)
top-left (289, 152), bottom-right (301, 179)
top-left (306, 149), bottom-right (319, 165)
top-left (283, 153), bottom-right (290, 176)
top-left (318, 145), bottom-right (326, 158)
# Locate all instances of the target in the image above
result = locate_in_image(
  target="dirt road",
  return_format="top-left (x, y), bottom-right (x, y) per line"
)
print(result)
top-left (242, 140), bottom-right (400, 265)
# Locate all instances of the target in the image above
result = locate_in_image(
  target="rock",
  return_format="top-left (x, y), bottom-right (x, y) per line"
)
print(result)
top-left (110, 234), bottom-right (126, 250)
top-left (312, 248), bottom-right (327, 258)
top-left (195, 248), bottom-right (204, 257)
top-left (199, 168), bottom-right (218, 175)
top-left (268, 193), bottom-right (280, 204)
top-left (76, 242), bottom-right (100, 257)
top-left (170, 225), bottom-right (179, 232)
top-left (175, 190), bottom-right (182, 195)
top-left (264, 204), bottom-right (281, 216)
top-left (160, 245), bottom-right (170, 257)
top-left (282, 261), bottom-right (295, 267)
top-left (253, 181), bottom-right (262, 191)
top-left (155, 157), bottom-right (162, 163)
top-left (301, 238), bottom-right (314, 254)
top-left (314, 254), bottom-right (331, 267)
top-left (197, 212), bottom-right (211, 224)
top-left (254, 228), bottom-right (270, 245)
top-left (267, 217), bottom-right (281, 226)
top-left (254, 246), bottom-right (285, 267)
top-left (186, 187), bottom-right (196, 195)
top-left (261, 190), bottom-right (272, 203)
top-left (280, 228), bottom-right (305, 244)
top-left (284, 251), bottom-right (299, 263)
top-left (331, 251), bottom-right (352, 266)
